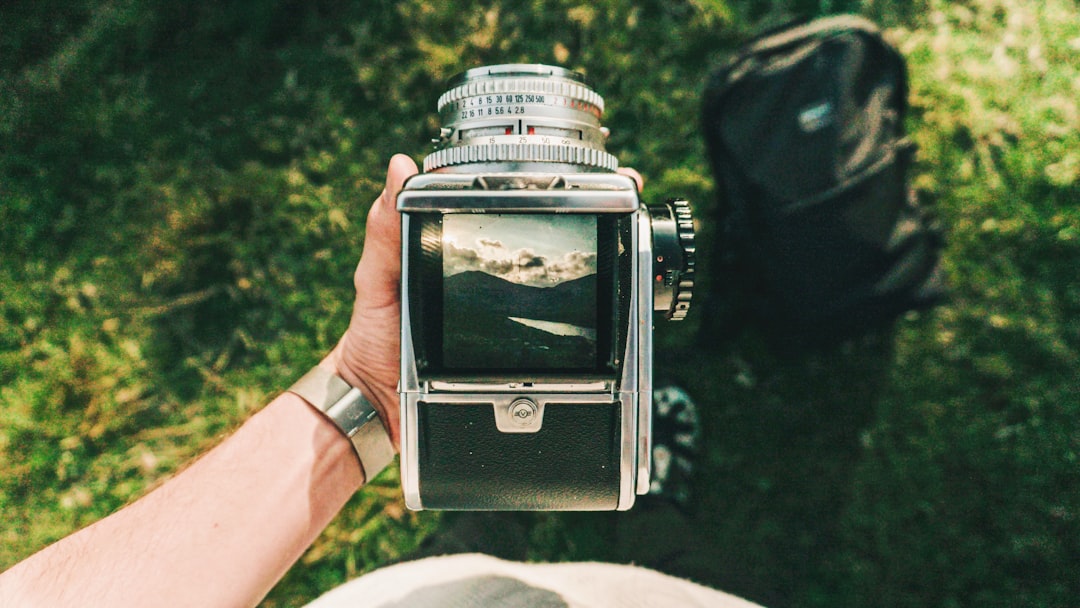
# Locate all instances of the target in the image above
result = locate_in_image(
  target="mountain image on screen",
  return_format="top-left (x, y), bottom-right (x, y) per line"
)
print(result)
top-left (443, 270), bottom-right (597, 370)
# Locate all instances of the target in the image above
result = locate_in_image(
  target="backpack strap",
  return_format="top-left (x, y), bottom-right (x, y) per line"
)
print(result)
top-left (742, 14), bottom-right (883, 56)
top-left (780, 138), bottom-right (917, 216)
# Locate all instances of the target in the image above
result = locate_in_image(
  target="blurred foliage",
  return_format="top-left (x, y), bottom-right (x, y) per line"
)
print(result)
top-left (837, 2), bottom-right (1080, 606)
top-left (1, 0), bottom-right (1078, 606)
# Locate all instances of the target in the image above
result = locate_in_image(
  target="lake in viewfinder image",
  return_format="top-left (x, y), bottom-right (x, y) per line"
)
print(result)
top-left (442, 214), bottom-right (598, 370)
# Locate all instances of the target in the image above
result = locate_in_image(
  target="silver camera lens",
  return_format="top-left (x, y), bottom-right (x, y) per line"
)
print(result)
top-left (425, 64), bottom-right (618, 173)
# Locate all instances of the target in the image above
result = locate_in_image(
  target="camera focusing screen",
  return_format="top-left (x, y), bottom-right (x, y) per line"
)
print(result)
top-left (407, 209), bottom-right (626, 376)
top-left (442, 214), bottom-right (598, 370)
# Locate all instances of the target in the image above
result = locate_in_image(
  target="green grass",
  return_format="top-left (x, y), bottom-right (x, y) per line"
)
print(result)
top-left (2, 0), bottom-right (1077, 606)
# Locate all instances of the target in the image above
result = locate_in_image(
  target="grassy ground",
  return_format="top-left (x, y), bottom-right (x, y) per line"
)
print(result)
top-left (2, 0), bottom-right (1077, 606)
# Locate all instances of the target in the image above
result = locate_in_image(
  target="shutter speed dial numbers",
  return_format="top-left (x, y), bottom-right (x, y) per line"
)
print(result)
top-left (427, 66), bottom-right (615, 172)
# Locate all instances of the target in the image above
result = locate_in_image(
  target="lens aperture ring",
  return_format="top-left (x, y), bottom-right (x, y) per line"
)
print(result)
top-left (438, 78), bottom-right (604, 115)
top-left (424, 143), bottom-right (619, 172)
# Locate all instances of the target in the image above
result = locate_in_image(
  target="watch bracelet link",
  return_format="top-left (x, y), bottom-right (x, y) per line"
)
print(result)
top-left (288, 366), bottom-right (396, 482)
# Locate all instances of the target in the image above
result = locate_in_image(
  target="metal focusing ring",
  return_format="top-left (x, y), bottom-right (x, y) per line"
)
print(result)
top-left (670, 199), bottom-right (696, 321)
top-left (437, 77), bottom-right (605, 114)
top-left (423, 143), bottom-right (619, 172)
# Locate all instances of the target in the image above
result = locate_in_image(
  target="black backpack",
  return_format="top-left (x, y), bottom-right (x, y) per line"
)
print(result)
top-left (700, 14), bottom-right (945, 347)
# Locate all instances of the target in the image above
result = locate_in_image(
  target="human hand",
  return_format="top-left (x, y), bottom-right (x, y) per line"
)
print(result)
top-left (322, 154), bottom-right (418, 450)
top-left (617, 167), bottom-right (644, 192)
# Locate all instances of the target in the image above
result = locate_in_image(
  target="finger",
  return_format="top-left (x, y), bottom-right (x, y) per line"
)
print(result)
top-left (354, 154), bottom-right (419, 308)
top-left (617, 167), bottom-right (644, 192)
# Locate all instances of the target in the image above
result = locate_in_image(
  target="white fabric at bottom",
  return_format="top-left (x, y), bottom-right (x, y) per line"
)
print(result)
top-left (304, 553), bottom-right (765, 608)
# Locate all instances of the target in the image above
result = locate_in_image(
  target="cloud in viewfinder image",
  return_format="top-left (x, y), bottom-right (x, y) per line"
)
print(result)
top-left (443, 215), bottom-right (597, 287)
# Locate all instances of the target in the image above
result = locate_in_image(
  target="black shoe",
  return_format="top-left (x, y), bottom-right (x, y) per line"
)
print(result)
top-left (649, 384), bottom-right (701, 509)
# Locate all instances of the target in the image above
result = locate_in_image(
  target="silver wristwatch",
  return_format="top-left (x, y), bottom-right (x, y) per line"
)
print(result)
top-left (288, 366), bottom-right (396, 482)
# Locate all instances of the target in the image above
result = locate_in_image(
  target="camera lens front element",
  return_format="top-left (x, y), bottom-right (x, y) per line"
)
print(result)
top-left (425, 64), bottom-right (618, 173)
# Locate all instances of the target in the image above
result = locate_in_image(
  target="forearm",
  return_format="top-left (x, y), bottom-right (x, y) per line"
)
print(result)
top-left (0, 389), bottom-right (364, 608)
top-left (0, 154), bottom-right (414, 608)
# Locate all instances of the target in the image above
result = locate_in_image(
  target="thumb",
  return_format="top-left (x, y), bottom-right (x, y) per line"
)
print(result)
top-left (354, 154), bottom-right (419, 308)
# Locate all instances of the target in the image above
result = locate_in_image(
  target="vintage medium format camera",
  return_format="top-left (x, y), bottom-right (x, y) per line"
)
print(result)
top-left (397, 64), bottom-right (695, 511)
